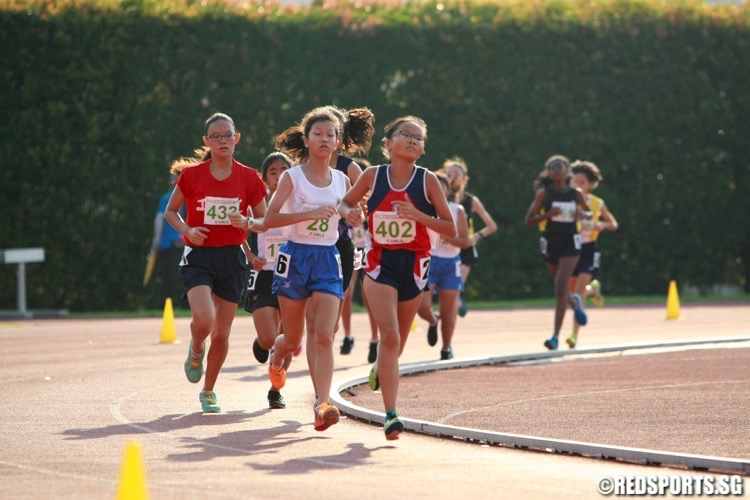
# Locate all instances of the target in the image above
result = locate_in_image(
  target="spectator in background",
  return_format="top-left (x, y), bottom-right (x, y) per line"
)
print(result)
top-left (150, 173), bottom-right (185, 308)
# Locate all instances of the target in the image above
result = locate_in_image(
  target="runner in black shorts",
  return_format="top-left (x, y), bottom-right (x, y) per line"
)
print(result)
top-left (166, 112), bottom-right (267, 414)
top-left (524, 155), bottom-right (590, 352)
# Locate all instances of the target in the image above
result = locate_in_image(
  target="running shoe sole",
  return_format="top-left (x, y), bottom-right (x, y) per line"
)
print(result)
top-left (314, 404), bottom-right (340, 431)
top-left (369, 364), bottom-right (380, 391)
top-left (384, 416), bottom-right (404, 440)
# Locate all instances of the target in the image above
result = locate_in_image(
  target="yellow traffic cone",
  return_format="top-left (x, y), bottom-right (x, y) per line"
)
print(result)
top-left (159, 298), bottom-right (178, 344)
top-left (666, 280), bottom-right (680, 320)
top-left (116, 441), bottom-right (148, 500)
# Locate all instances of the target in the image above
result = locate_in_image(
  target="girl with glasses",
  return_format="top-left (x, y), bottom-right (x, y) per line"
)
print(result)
top-left (339, 116), bottom-right (457, 440)
top-left (165, 112), bottom-right (267, 413)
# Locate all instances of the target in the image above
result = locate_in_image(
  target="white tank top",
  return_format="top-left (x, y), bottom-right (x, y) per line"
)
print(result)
top-left (280, 166), bottom-right (347, 246)
top-left (430, 202), bottom-right (461, 259)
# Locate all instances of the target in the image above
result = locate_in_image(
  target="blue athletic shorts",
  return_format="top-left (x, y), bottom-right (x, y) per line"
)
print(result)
top-left (364, 247), bottom-right (431, 302)
top-left (573, 241), bottom-right (601, 277)
top-left (179, 245), bottom-right (247, 303)
top-left (428, 255), bottom-right (464, 291)
top-left (272, 241), bottom-right (344, 300)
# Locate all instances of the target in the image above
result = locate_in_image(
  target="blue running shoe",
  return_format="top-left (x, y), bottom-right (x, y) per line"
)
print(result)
top-left (572, 293), bottom-right (588, 326)
top-left (544, 335), bottom-right (559, 350)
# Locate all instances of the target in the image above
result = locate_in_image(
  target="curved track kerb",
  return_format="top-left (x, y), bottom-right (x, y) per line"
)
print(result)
top-left (330, 337), bottom-right (750, 475)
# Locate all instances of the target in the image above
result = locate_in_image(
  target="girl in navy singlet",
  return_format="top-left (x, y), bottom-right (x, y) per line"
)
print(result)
top-left (339, 116), bottom-right (457, 440)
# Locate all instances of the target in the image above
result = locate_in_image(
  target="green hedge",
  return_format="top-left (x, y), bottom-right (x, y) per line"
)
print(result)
top-left (1, 0), bottom-right (748, 311)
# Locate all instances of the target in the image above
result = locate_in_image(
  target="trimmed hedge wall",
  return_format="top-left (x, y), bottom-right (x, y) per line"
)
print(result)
top-left (1, 0), bottom-right (748, 311)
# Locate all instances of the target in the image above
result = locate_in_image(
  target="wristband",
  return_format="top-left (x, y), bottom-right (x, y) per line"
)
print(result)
top-left (246, 217), bottom-right (255, 229)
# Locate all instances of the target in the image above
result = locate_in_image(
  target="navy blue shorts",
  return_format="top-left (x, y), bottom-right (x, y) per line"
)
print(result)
top-left (539, 232), bottom-right (581, 265)
top-left (573, 241), bottom-right (601, 277)
top-left (364, 247), bottom-right (431, 302)
top-left (179, 245), bottom-right (247, 303)
top-left (243, 270), bottom-right (279, 312)
top-left (272, 241), bottom-right (344, 300)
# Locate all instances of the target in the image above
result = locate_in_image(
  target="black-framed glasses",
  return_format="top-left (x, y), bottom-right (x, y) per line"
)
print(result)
top-left (206, 133), bottom-right (236, 142)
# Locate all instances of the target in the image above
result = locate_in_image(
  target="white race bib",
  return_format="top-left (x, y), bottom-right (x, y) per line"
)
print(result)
top-left (203, 196), bottom-right (240, 225)
top-left (372, 211), bottom-right (415, 245)
top-left (263, 236), bottom-right (287, 264)
top-left (550, 201), bottom-right (576, 223)
top-left (294, 217), bottom-right (337, 240)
